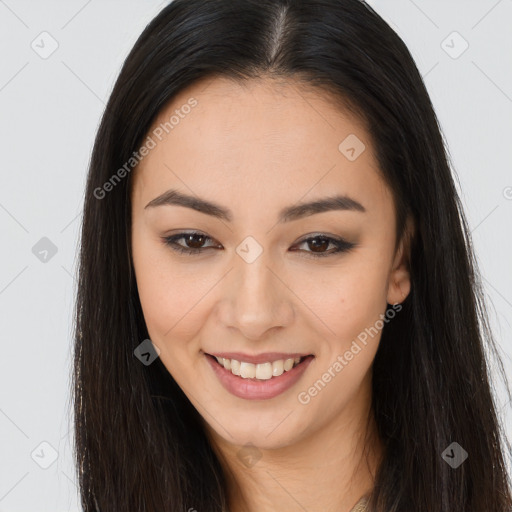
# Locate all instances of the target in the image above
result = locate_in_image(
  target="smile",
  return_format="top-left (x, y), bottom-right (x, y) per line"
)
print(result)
top-left (205, 353), bottom-right (315, 400)
top-left (213, 355), bottom-right (306, 380)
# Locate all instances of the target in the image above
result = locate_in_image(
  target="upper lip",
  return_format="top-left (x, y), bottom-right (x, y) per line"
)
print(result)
top-left (206, 352), bottom-right (312, 364)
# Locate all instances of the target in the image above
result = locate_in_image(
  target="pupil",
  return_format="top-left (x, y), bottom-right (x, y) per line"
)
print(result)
top-left (187, 234), bottom-right (205, 249)
top-left (309, 237), bottom-right (328, 252)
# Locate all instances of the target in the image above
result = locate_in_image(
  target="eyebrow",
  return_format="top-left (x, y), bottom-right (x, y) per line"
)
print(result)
top-left (144, 188), bottom-right (366, 223)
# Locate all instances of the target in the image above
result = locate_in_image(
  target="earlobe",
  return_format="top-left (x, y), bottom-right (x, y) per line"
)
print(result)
top-left (387, 267), bottom-right (411, 305)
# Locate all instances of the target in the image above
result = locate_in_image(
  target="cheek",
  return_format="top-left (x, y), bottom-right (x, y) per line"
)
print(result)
top-left (132, 230), bottom-right (208, 348)
top-left (292, 261), bottom-right (390, 413)
top-left (291, 256), bottom-right (390, 348)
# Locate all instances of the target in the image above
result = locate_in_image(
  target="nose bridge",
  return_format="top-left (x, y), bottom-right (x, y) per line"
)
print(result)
top-left (226, 251), bottom-right (292, 339)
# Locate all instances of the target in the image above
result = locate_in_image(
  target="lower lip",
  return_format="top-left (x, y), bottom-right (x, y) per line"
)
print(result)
top-left (205, 353), bottom-right (314, 400)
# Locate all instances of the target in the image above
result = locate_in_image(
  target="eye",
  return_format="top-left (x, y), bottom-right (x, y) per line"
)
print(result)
top-left (162, 231), bottom-right (219, 255)
top-left (162, 232), bottom-right (356, 258)
top-left (290, 234), bottom-right (356, 259)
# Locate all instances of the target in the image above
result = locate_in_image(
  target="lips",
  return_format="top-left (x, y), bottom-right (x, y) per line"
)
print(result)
top-left (205, 352), bottom-right (315, 400)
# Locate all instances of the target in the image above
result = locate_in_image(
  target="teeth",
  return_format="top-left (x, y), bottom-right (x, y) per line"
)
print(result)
top-left (272, 359), bottom-right (284, 377)
top-left (214, 355), bottom-right (306, 380)
top-left (231, 359), bottom-right (241, 376)
top-left (255, 362), bottom-right (273, 380)
top-left (283, 358), bottom-right (294, 371)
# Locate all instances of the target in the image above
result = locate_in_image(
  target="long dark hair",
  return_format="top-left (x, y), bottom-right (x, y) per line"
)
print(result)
top-left (72, 0), bottom-right (512, 510)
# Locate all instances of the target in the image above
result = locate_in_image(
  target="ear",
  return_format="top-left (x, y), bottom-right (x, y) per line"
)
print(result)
top-left (386, 215), bottom-right (414, 305)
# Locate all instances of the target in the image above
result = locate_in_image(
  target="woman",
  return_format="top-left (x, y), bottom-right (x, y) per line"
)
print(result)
top-left (72, 0), bottom-right (512, 510)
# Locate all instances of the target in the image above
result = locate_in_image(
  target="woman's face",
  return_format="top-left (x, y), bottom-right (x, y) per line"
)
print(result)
top-left (130, 76), bottom-right (411, 449)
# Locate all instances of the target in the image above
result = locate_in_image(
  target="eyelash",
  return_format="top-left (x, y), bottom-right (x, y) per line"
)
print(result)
top-left (162, 231), bottom-right (356, 259)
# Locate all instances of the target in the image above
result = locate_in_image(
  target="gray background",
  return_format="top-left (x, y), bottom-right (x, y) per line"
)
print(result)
top-left (0, 0), bottom-right (511, 510)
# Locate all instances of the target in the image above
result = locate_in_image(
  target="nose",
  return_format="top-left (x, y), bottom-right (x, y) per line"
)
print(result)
top-left (219, 254), bottom-right (294, 341)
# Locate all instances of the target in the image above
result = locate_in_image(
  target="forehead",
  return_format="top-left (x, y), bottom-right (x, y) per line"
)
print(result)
top-left (131, 76), bottom-right (390, 219)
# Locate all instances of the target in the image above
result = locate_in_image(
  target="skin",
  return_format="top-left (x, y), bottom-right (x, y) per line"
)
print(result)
top-left (130, 76), bottom-right (412, 512)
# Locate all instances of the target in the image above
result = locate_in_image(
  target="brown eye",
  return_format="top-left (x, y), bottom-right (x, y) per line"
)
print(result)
top-left (162, 232), bottom-right (356, 258)
top-left (306, 237), bottom-right (330, 253)
top-left (163, 232), bottom-right (219, 255)
top-left (183, 233), bottom-right (207, 249)
top-left (291, 235), bottom-right (356, 258)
